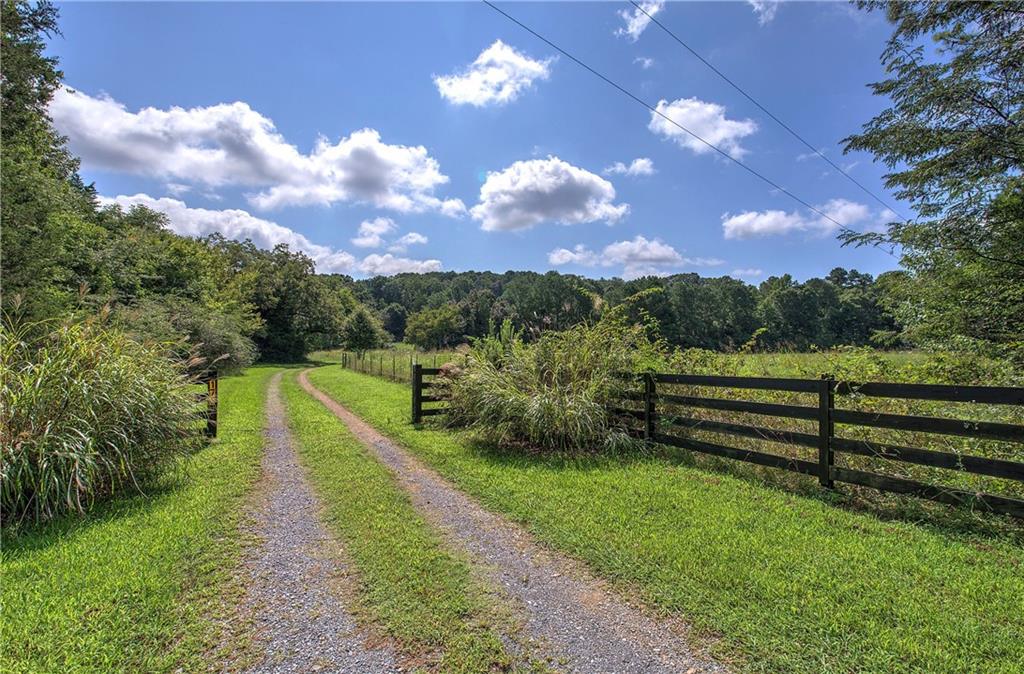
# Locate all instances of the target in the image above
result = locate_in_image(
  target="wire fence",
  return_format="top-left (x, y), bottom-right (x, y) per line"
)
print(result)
top-left (338, 349), bottom-right (464, 384)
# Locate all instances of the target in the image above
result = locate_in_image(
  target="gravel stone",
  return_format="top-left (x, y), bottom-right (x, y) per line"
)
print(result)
top-left (236, 373), bottom-right (399, 674)
top-left (299, 370), bottom-right (726, 674)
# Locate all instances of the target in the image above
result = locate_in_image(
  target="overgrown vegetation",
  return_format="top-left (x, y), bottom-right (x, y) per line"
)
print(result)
top-left (280, 373), bottom-right (516, 672)
top-left (308, 366), bottom-right (1024, 674)
top-left (1, 367), bottom-right (276, 673)
top-left (445, 311), bottom-right (661, 452)
top-left (1, 318), bottom-right (204, 526)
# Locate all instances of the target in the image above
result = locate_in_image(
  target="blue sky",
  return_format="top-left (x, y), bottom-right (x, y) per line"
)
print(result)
top-left (48, 1), bottom-right (906, 282)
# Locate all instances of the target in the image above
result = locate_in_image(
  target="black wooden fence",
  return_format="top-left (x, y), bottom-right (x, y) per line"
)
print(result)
top-left (412, 370), bottom-right (1024, 517)
top-left (411, 364), bottom-right (449, 423)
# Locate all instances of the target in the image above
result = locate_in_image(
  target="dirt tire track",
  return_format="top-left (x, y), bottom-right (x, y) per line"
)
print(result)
top-left (232, 372), bottom-right (399, 673)
top-left (298, 369), bottom-right (725, 674)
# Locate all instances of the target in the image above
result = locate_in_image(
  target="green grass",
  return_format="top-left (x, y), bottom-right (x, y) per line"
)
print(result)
top-left (312, 347), bottom-right (462, 384)
top-left (307, 366), bottom-right (1024, 674)
top-left (0, 366), bottom-right (279, 673)
top-left (279, 372), bottom-right (516, 673)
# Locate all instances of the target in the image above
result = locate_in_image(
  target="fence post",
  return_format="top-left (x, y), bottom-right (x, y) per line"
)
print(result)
top-left (817, 374), bottom-right (835, 488)
top-left (644, 373), bottom-right (656, 441)
top-left (412, 363), bottom-right (423, 424)
top-left (206, 370), bottom-right (218, 438)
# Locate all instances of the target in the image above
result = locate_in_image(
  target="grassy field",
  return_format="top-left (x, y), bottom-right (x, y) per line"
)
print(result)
top-left (316, 346), bottom-right (929, 384)
top-left (313, 347), bottom-right (462, 383)
top-left (0, 366), bottom-right (279, 673)
top-left (307, 366), bottom-right (1024, 674)
top-left (279, 372), bottom-right (521, 672)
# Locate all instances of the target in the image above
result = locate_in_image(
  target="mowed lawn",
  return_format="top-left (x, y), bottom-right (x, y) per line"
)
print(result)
top-left (1, 366), bottom-right (279, 673)
top-left (308, 366), bottom-right (1024, 674)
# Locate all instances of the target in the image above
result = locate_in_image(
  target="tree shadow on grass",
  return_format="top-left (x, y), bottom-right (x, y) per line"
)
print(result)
top-left (451, 428), bottom-right (1024, 546)
top-left (1, 474), bottom-right (190, 555)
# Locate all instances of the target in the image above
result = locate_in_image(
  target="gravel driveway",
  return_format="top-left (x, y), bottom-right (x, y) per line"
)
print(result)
top-left (299, 370), bottom-right (725, 674)
top-left (234, 372), bottom-right (399, 674)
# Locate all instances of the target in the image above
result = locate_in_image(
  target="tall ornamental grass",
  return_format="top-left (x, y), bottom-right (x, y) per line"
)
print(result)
top-left (1, 319), bottom-right (205, 526)
top-left (446, 310), bottom-right (666, 452)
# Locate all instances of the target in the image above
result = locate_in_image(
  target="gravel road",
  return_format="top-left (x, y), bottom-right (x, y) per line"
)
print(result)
top-left (235, 372), bottom-right (399, 674)
top-left (298, 369), bottom-right (725, 674)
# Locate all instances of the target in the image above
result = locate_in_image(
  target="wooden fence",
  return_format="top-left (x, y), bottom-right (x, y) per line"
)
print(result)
top-left (411, 364), bottom-right (449, 423)
top-left (198, 370), bottom-right (218, 437)
top-left (412, 370), bottom-right (1024, 517)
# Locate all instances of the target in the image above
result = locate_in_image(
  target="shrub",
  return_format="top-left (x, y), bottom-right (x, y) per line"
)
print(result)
top-left (446, 314), bottom-right (666, 452)
top-left (113, 297), bottom-right (257, 375)
top-left (1, 318), bottom-right (205, 526)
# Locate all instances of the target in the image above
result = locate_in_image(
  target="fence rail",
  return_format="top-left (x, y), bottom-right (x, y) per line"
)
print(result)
top-left (411, 369), bottom-right (1024, 518)
top-left (411, 364), bottom-right (449, 423)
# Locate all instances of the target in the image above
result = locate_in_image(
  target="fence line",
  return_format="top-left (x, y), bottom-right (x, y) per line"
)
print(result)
top-left (411, 370), bottom-right (1024, 518)
top-left (339, 350), bottom-right (460, 385)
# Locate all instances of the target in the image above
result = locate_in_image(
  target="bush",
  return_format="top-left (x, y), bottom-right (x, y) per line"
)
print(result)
top-left (113, 297), bottom-right (257, 375)
top-left (446, 314), bottom-right (665, 452)
top-left (1, 318), bottom-right (205, 526)
top-left (339, 306), bottom-right (389, 355)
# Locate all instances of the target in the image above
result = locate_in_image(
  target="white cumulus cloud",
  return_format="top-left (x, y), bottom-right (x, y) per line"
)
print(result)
top-left (51, 87), bottom-right (464, 215)
top-left (603, 157), bottom-right (656, 177)
top-left (721, 198), bottom-right (877, 239)
top-left (547, 244), bottom-right (599, 267)
top-left (98, 194), bottom-right (443, 277)
top-left (388, 232), bottom-right (428, 253)
top-left (634, 57), bottom-right (656, 70)
top-left (616, 1), bottom-right (665, 42)
top-left (731, 268), bottom-right (765, 278)
top-left (747, 1), bottom-right (780, 26)
top-left (722, 209), bottom-right (813, 239)
top-left (471, 156), bottom-right (629, 232)
top-left (351, 217), bottom-right (398, 248)
top-left (649, 97), bottom-right (757, 159)
top-left (549, 235), bottom-right (723, 279)
top-left (358, 253), bottom-right (441, 276)
top-left (434, 40), bottom-right (554, 107)
top-left (99, 193), bottom-right (357, 273)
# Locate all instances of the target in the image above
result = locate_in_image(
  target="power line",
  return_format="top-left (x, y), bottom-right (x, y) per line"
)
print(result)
top-left (629, 0), bottom-right (904, 219)
top-left (482, 0), bottom-right (853, 233)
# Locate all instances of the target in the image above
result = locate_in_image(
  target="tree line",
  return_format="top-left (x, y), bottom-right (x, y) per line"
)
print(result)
top-left (348, 267), bottom-right (899, 352)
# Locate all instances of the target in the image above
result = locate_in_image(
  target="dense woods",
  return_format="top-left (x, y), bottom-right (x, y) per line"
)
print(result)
top-left (351, 267), bottom-right (899, 352)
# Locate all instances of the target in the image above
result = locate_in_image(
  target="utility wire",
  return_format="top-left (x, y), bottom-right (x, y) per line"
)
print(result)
top-left (630, 0), bottom-right (904, 219)
top-left (483, 0), bottom-right (852, 232)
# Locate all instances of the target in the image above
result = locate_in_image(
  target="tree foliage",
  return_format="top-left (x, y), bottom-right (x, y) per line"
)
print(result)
top-left (843, 1), bottom-right (1024, 354)
top-left (357, 269), bottom-right (898, 352)
top-left (340, 305), bottom-right (388, 355)
top-left (405, 303), bottom-right (465, 350)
